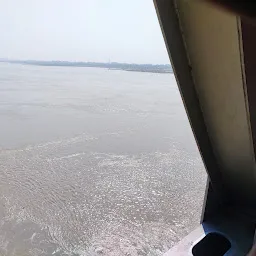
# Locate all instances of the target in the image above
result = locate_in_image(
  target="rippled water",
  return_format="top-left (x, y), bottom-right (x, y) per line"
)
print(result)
top-left (0, 63), bottom-right (206, 255)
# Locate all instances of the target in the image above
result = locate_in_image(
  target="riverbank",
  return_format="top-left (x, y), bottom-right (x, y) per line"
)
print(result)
top-left (0, 59), bottom-right (173, 74)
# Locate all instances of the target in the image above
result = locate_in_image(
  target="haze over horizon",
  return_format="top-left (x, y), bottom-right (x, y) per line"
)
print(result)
top-left (0, 58), bottom-right (171, 66)
top-left (0, 0), bottom-right (170, 65)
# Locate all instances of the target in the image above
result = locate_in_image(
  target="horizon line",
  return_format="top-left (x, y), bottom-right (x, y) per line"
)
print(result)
top-left (0, 58), bottom-right (171, 66)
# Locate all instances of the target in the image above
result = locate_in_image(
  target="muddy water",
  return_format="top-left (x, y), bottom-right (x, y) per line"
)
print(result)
top-left (0, 63), bottom-right (206, 256)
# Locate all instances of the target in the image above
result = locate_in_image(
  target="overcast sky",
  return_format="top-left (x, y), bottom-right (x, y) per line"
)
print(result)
top-left (0, 0), bottom-right (170, 64)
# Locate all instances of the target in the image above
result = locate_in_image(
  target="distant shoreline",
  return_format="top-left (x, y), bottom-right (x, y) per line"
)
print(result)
top-left (0, 59), bottom-right (173, 74)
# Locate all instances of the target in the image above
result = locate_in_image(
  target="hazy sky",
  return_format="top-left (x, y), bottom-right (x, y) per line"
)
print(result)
top-left (0, 0), bottom-right (170, 64)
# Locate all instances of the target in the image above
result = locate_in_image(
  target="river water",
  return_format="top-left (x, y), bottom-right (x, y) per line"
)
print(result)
top-left (0, 63), bottom-right (206, 256)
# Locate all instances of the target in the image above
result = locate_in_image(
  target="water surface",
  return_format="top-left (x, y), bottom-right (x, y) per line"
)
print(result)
top-left (0, 63), bottom-right (206, 255)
